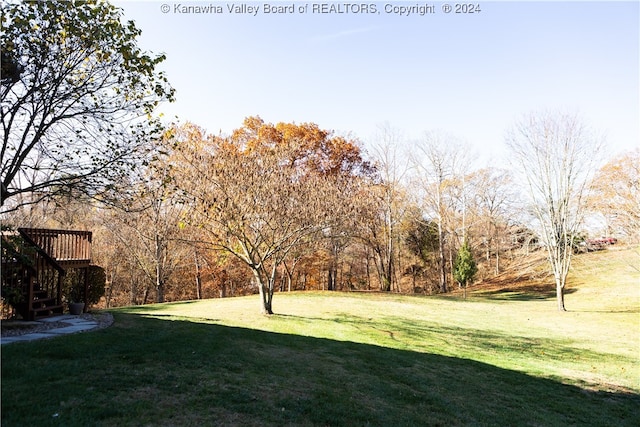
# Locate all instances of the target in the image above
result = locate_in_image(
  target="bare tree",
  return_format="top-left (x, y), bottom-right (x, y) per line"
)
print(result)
top-left (467, 168), bottom-right (517, 275)
top-left (506, 111), bottom-right (602, 311)
top-left (412, 132), bottom-right (472, 293)
top-left (364, 124), bottom-right (410, 291)
top-left (107, 165), bottom-right (188, 303)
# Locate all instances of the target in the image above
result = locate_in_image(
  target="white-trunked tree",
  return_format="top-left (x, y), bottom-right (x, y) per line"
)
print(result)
top-left (507, 111), bottom-right (603, 311)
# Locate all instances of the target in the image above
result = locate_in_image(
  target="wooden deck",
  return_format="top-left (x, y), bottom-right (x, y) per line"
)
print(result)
top-left (18, 228), bottom-right (92, 269)
top-left (1, 228), bottom-right (93, 320)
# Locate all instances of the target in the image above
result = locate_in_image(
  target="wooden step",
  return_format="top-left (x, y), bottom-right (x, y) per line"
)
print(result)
top-left (32, 305), bottom-right (64, 319)
top-left (31, 297), bottom-right (57, 309)
top-left (33, 290), bottom-right (49, 299)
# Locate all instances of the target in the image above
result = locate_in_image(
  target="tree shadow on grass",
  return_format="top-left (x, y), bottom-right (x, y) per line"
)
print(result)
top-left (2, 313), bottom-right (638, 426)
top-left (120, 300), bottom-right (202, 312)
top-left (475, 284), bottom-right (578, 302)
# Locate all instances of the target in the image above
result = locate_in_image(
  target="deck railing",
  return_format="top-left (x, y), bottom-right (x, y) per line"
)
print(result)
top-left (18, 228), bottom-right (92, 267)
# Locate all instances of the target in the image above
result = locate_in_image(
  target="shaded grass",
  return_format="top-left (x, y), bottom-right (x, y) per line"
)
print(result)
top-left (2, 313), bottom-right (638, 426)
top-left (2, 247), bottom-right (639, 425)
top-left (115, 284), bottom-right (639, 393)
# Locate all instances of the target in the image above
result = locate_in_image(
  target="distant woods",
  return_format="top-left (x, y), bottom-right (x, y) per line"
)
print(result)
top-left (3, 115), bottom-right (636, 312)
top-left (1, 3), bottom-right (636, 313)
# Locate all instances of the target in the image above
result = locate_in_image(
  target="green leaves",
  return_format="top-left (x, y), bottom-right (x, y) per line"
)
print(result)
top-left (453, 240), bottom-right (477, 288)
top-left (1, 0), bottom-right (174, 210)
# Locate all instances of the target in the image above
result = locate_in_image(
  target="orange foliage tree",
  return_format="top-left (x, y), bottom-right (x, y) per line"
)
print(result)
top-left (588, 148), bottom-right (640, 241)
top-left (166, 118), bottom-right (371, 314)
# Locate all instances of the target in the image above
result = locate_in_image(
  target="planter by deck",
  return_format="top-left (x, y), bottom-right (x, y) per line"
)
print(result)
top-left (69, 302), bottom-right (85, 315)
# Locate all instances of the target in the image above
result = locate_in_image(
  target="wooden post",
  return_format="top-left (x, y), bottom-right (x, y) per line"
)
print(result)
top-left (83, 266), bottom-right (89, 312)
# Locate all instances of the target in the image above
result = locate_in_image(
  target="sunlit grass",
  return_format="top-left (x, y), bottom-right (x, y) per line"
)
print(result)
top-left (122, 281), bottom-right (639, 393)
top-left (2, 247), bottom-right (639, 426)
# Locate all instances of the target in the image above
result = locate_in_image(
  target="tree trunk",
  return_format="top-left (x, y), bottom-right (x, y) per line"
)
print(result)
top-left (106, 269), bottom-right (115, 308)
top-left (283, 260), bottom-right (294, 292)
top-left (129, 271), bottom-right (137, 305)
top-left (556, 281), bottom-right (566, 311)
top-left (365, 250), bottom-right (371, 290)
top-left (253, 268), bottom-right (274, 315)
top-left (142, 284), bottom-right (150, 305)
top-left (155, 271), bottom-right (164, 303)
top-left (155, 233), bottom-right (164, 303)
top-left (449, 244), bottom-right (456, 289)
top-left (386, 244), bottom-right (393, 292)
top-left (385, 221), bottom-right (394, 292)
top-left (258, 280), bottom-right (273, 314)
top-left (327, 267), bottom-right (335, 291)
top-left (376, 248), bottom-right (392, 292)
top-left (262, 280), bottom-right (274, 314)
top-left (438, 225), bottom-right (447, 293)
top-left (550, 244), bottom-right (569, 312)
top-left (395, 236), bottom-right (402, 293)
top-left (194, 251), bottom-right (202, 299)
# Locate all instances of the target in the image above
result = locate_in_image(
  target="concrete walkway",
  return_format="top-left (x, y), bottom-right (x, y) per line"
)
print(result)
top-left (1, 315), bottom-right (99, 345)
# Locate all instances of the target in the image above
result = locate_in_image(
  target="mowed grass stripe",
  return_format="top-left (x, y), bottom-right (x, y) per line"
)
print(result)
top-left (2, 247), bottom-right (639, 426)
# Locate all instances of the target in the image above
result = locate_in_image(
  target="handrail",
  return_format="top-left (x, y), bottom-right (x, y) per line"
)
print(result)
top-left (18, 228), bottom-right (92, 264)
top-left (17, 229), bottom-right (65, 274)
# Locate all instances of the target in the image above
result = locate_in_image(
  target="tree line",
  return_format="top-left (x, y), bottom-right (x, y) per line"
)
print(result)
top-left (2, 1), bottom-right (637, 314)
top-left (3, 115), bottom-right (637, 313)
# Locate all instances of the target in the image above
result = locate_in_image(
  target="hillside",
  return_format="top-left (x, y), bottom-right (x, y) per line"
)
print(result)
top-left (461, 245), bottom-right (639, 310)
top-left (2, 246), bottom-right (638, 426)
top-left (113, 246), bottom-right (640, 394)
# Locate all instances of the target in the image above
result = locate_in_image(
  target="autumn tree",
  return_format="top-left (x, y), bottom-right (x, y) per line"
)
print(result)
top-left (1, 0), bottom-right (173, 213)
top-left (361, 125), bottom-right (410, 291)
top-left (588, 149), bottom-right (640, 241)
top-left (507, 111), bottom-right (602, 311)
top-left (167, 119), bottom-right (368, 314)
top-left (412, 132), bottom-right (472, 293)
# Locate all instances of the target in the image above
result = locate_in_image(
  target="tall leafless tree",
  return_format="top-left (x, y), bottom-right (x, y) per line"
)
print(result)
top-left (413, 132), bottom-right (472, 293)
top-left (506, 111), bottom-right (603, 311)
top-left (366, 124), bottom-right (410, 291)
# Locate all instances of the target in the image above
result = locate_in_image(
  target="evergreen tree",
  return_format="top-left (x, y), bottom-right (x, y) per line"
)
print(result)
top-left (453, 240), bottom-right (477, 298)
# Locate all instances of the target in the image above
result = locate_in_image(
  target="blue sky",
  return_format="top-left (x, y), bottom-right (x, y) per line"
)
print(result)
top-left (114, 1), bottom-right (639, 165)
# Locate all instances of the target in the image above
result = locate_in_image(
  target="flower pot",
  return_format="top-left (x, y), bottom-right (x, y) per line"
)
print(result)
top-left (69, 302), bottom-right (85, 315)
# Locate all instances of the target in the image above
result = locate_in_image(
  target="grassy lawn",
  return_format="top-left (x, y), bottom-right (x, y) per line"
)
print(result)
top-left (2, 247), bottom-right (639, 426)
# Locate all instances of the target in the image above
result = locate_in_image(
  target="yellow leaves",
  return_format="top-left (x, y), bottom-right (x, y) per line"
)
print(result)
top-left (162, 127), bottom-right (175, 141)
top-left (587, 148), bottom-right (640, 238)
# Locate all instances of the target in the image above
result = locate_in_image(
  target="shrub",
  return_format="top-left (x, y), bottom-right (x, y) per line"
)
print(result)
top-left (62, 265), bottom-right (106, 307)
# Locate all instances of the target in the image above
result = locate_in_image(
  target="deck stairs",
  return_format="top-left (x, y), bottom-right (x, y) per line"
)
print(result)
top-left (1, 228), bottom-right (92, 320)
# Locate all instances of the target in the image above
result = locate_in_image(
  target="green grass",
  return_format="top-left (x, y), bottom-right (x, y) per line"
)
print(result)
top-left (2, 247), bottom-right (639, 426)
